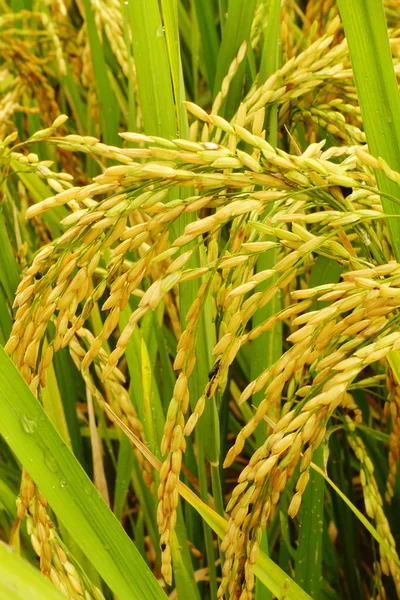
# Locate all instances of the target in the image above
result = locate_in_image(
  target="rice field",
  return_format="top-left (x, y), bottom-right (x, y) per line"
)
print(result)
top-left (1, 1), bottom-right (400, 599)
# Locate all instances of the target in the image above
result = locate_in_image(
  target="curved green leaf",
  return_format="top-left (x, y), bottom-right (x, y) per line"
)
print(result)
top-left (0, 542), bottom-right (66, 600)
top-left (0, 347), bottom-right (165, 600)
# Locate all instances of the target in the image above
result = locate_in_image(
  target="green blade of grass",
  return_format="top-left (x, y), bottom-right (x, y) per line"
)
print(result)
top-left (127, 0), bottom-right (177, 139)
top-left (120, 308), bottom-right (165, 460)
top-left (114, 434), bottom-right (134, 521)
top-left (140, 334), bottom-right (164, 458)
top-left (52, 347), bottom-right (85, 466)
top-left (60, 65), bottom-right (87, 135)
top-left (0, 210), bottom-right (19, 306)
top-left (310, 459), bottom-right (400, 570)
top-left (160, 0), bottom-right (188, 137)
top-left (177, 3), bottom-right (200, 100)
top-left (130, 451), bottom-right (160, 559)
top-left (388, 351), bottom-right (400, 386)
top-left (0, 479), bottom-right (17, 519)
top-left (328, 435), bottom-right (363, 599)
top-left (0, 347), bottom-right (166, 600)
top-left (0, 542), bottom-right (66, 600)
top-left (0, 210), bottom-right (17, 343)
top-left (120, 0), bottom-right (137, 132)
top-left (295, 445), bottom-right (324, 598)
top-left (213, 0), bottom-right (257, 118)
top-left (193, 0), bottom-right (220, 90)
top-left (0, 286), bottom-right (12, 344)
top-left (40, 346), bottom-right (71, 448)
top-left (337, 0), bottom-right (400, 259)
top-left (153, 321), bottom-right (176, 409)
top-left (82, 0), bottom-right (120, 146)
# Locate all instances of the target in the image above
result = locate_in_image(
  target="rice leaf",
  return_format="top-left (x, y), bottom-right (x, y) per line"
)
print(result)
top-left (0, 346), bottom-right (166, 600)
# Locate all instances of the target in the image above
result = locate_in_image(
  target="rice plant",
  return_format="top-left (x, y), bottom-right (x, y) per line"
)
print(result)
top-left (1, 1), bottom-right (400, 599)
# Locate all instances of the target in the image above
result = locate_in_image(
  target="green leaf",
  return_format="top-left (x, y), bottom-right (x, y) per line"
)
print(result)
top-left (295, 445), bottom-right (324, 598)
top-left (193, 0), bottom-right (220, 90)
top-left (114, 434), bottom-right (135, 521)
top-left (82, 0), bottom-right (120, 145)
top-left (337, 0), bottom-right (400, 259)
top-left (310, 459), bottom-right (400, 570)
top-left (0, 347), bottom-right (166, 600)
top-left (213, 0), bottom-right (257, 118)
top-left (161, 0), bottom-right (189, 137)
top-left (0, 211), bottom-right (19, 306)
top-left (0, 542), bottom-right (66, 600)
top-left (127, 0), bottom-right (177, 139)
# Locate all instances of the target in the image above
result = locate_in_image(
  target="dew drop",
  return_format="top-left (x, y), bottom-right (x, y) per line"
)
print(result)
top-left (44, 454), bottom-right (58, 473)
top-left (156, 25), bottom-right (165, 37)
top-left (60, 480), bottom-right (67, 488)
top-left (21, 415), bottom-right (37, 434)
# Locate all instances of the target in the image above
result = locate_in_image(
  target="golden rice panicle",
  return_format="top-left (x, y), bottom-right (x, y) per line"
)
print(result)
top-left (157, 282), bottom-right (220, 583)
top-left (385, 370), bottom-right (400, 504)
top-left (211, 40), bottom-right (247, 118)
top-left (224, 334), bottom-right (313, 469)
top-left (371, 561), bottom-right (387, 600)
top-left (91, 0), bottom-right (131, 79)
top-left (217, 270), bottom-right (400, 596)
top-left (219, 394), bottom-right (331, 598)
top-left (158, 286), bottom-right (208, 583)
top-left (347, 431), bottom-right (400, 595)
top-left (157, 376), bottom-right (188, 584)
top-left (183, 262), bottom-right (248, 438)
top-left (49, 535), bottom-right (106, 600)
top-left (17, 469), bottom-right (105, 599)
top-left (101, 254), bottom-right (185, 382)
top-left (7, 239), bottom-right (98, 382)
top-left (26, 488), bottom-right (55, 576)
top-left (342, 391), bottom-right (363, 425)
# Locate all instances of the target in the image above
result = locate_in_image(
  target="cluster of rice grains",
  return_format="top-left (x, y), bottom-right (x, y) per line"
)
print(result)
top-left (17, 466), bottom-right (104, 599)
top-left (218, 262), bottom-right (400, 599)
top-left (4, 13), bottom-right (400, 600)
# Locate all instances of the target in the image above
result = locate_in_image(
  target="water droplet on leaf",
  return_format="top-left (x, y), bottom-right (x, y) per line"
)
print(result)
top-left (21, 415), bottom-right (37, 434)
top-left (44, 454), bottom-right (58, 473)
